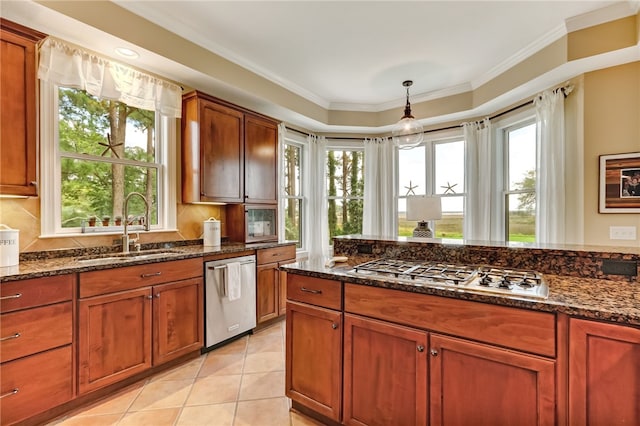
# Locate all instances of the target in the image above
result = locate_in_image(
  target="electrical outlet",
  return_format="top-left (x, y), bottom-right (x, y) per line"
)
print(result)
top-left (609, 226), bottom-right (637, 240)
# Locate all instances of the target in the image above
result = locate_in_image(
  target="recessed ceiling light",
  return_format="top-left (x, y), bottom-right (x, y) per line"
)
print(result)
top-left (115, 47), bottom-right (139, 59)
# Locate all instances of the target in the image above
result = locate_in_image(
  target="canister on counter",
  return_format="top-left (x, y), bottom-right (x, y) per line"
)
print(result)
top-left (203, 217), bottom-right (221, 247)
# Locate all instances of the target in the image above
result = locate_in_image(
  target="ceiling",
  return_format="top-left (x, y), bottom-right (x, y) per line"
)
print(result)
top-left (113, 0), bottom-right (630, 110)
top-left (2, 1), bottom-right (639, 132)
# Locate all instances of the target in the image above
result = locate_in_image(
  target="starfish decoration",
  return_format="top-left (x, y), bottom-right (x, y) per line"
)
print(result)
top-left (98, 133), bottom-right (123, 158)
top-left (440, 182), bottom-right (458, 194)
top-left (404, 181), bottom-right (418, 196)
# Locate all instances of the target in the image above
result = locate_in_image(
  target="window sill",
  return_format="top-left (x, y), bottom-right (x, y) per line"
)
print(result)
top-left (39, 228), bottom-right (180, 239)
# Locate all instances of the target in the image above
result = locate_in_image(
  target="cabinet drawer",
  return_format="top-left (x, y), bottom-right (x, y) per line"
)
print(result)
top-left (345, 284), bottom-right (556, 357)
top-left (257, 245), bottom-right (295, 265)
top-left (1, 275), bottom-right (73, 313)
top-left (0, 302), bottom-right (72, 363)
top-left (287, 274), bottom-right (341, 310)
top-left (0, 345), bottom-right (73, 426)
top-left (80, 257), bottom-right (202, 298)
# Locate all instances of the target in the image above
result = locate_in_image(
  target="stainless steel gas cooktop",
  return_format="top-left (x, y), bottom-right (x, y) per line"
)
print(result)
top-left (349, 258), bottom-right (549, 299)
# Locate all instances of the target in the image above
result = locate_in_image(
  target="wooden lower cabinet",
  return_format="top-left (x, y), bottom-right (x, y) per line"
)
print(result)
top-left (286, 301), bottom-right (342, 422)
top-left (343, 314), bottom-right (428, 426)
top-left (0, 345), bottom-right (73, 425)
top-left (257, 262), bottom-right (280, 323)
top-left (153, 278), bottom-right (203, 365)
top-left (79, 278), bottom-right (204, 394)
top-left (568, 318), bottom-right (640, 425)
top-left (78, 287), bottom-right (152, 394)
top-left (430, 334), bottom-right (556, 426)
top-left (256, 245), bottom-right (296, 324)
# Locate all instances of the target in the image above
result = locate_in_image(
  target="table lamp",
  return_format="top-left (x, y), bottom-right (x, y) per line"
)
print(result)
top-left (406, 196), bottom-right (442, 238)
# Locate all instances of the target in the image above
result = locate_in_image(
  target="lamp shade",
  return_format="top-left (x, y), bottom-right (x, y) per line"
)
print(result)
top-left (406, 196), bottom-right (442, 221)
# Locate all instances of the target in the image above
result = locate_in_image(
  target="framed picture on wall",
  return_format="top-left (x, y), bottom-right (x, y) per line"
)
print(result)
top-left (599, 152), bottom-right (640, 213)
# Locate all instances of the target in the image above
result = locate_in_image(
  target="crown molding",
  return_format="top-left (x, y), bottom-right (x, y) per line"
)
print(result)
top-left (565, 1), bottom-right (639, 32)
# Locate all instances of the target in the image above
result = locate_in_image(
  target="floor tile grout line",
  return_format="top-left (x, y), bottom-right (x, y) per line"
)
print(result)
top-left (231, 335), bottom-right (250, 425)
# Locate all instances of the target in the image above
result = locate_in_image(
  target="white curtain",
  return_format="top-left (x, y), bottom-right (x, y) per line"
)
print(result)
top-left (277, 124), bottom-right (287, 243)
top-left (463, 119), bottom-right (492, 241)
top-left (534, 88), bottom-right (567, 244)
top-left (363, 137), bottom-right (396, 237)
top-left (38, 38), bottom-right (182, 118)
top-left (306, 135), bottom-right (329, 260)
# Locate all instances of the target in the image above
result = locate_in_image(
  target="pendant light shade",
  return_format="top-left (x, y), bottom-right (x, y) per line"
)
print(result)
top-left (392, 80), bottom-right (424, 148)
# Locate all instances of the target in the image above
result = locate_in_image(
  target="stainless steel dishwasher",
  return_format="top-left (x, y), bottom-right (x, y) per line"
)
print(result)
top-left (203, 254), bottom-right (256, 351)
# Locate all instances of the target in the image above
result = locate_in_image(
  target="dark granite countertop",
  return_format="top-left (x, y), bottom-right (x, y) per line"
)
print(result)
top-left (0, 241), bottom-right (296, 282)
top-left (281, 259), bottom-right (640, 327)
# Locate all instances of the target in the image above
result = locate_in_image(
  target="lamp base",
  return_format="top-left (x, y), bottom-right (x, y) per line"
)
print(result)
top-left (412, 221), bottom-right (433, 238)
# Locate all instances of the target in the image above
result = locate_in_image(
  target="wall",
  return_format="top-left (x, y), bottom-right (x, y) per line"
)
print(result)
top-left (582, 61), bottom-right (640, 246)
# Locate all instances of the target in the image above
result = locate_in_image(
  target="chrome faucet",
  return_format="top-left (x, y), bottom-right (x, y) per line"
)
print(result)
top-left (122, 192), bottom-right (150, 253)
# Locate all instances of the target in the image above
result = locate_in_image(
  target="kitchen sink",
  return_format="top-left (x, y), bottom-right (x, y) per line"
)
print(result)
top-left (76, 249), bottom-right (185, 266)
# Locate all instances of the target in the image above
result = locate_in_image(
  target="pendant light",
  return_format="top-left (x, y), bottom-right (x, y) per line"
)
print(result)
top-left (392, 80), bottom-right (424, 148)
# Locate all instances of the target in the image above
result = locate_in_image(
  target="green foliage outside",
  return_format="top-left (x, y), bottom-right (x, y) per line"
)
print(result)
top-left (58, 88), bottom-right (158, 228)
top-left (327, 150), bottom-right (363, 242)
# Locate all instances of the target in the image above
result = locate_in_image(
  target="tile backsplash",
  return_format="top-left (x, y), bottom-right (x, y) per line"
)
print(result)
top-left (0, 198), bottom-right (225, 252)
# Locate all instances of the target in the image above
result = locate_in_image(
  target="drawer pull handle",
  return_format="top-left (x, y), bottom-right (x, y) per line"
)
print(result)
top-left (300, 287), bottom-right (322, 294)
top-left (0, 389), bottom-right (18, 399)
top-left (0, 293), bottom-right (22, 300)
top-left (0, 333), bottom-right (20, 342)
top-left (141, 272), bottom-right (162, 278)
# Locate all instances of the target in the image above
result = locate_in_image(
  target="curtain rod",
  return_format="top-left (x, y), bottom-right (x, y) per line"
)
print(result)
top-left (284, 84), bottom-right (571, 139)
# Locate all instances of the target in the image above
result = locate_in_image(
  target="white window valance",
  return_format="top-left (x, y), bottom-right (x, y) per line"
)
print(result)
top-left (37, 37), bottom-right (182, 118)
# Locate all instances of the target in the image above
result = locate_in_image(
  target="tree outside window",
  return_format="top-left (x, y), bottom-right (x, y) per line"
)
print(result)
top-left (58, 87), bottom-right (159, 229)
top-left (327, 149), bottom-right (364, 242)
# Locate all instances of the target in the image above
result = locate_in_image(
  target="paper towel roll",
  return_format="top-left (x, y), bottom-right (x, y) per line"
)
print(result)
top-left (204, 217), bottom-right (221, 246)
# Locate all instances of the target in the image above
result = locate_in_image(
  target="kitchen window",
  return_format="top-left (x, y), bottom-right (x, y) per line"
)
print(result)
top-left (398, 133), bottom-right (465, 239)
top-left (503, 120), bottom-right (536, 242)
top-left (282, 141), bottom-right (303, 248)
top-left (40, 84), bottom-right (176, 236)
top-left (326, 147), bottom-right (364, 242)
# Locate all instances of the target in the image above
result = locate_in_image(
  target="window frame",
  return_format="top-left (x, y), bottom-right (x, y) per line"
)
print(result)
top-left (397, 128), bottom-right (465, 238)
top-left (280, 136), bottom-right (305, 250)
top-left (493, 110), bottom-right (537, 242)
top-left (325, 140), bottom-right (364, 244)
top-left (39, 81), bottom-right (177, 237)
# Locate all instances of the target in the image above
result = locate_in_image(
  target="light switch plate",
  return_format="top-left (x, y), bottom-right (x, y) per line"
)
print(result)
top-left (609, 226), bottom-right (637, 240)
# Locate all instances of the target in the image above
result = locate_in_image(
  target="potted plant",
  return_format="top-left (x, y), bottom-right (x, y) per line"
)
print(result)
top-left (102, 216), bottom-right (110, 226)
top-left (87, 215), bottom-right (97, 227)
top-left (114, 216), bottom-right (122, 226)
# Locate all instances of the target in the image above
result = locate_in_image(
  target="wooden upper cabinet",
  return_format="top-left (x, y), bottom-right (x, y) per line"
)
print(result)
top-left (244, 113), bottom-right (277, 203)
top-left (181, 91), bottom-right (279, 204)
top-left (0, 19), bottom-right (46, 196)
top-left (182, 91), bottom-right (244, 203)
top-left (569, 318), bottom-right (640, 425)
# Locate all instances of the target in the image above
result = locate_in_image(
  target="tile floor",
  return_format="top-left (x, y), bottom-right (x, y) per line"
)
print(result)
top-left (50, 320), bottom-right (322, 426)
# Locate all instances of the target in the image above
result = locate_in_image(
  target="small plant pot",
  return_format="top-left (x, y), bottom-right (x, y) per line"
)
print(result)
top-left (102, 216), bottom-right (110, 227)
top-left (88, 216), bottom-right (97, 227)
top-left (114, 216), bottom-right (122, 226)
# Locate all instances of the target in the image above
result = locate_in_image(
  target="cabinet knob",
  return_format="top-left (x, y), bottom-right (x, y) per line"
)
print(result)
top-left (331, 323), bottom-right (338, 330)
top-left (146, 295), bottom-right (154, 299)
top-left (430, 349), bottom-right (438, 357)
top-left (417, 345), bottom-right (425, 352)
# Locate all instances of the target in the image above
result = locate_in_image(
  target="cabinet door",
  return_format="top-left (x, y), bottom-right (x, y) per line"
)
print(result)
top-left (244, 114), bottom-right (277, 203)
top-left (569, 319), bottom-right (640, 425)
top-left (430, 334), bottom-right (555, 426)
top-left (286, 301), bottom-right (342, 421)
top-left (78, 288), bottom-right (152, 394)
top-left (200, 99), bottom-right (244, 202)
top-left (256, 262), bottom-right (279, 324)
top-left (343, 313), bottom-right (428, 426)
top-left (0, 21), bottom-right (43, 196)
top-left (153, 278), bottom-right (204, 366)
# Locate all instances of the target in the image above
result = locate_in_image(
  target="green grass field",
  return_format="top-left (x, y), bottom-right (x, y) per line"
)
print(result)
top-left (399, 213), bottom-right (535, 242)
